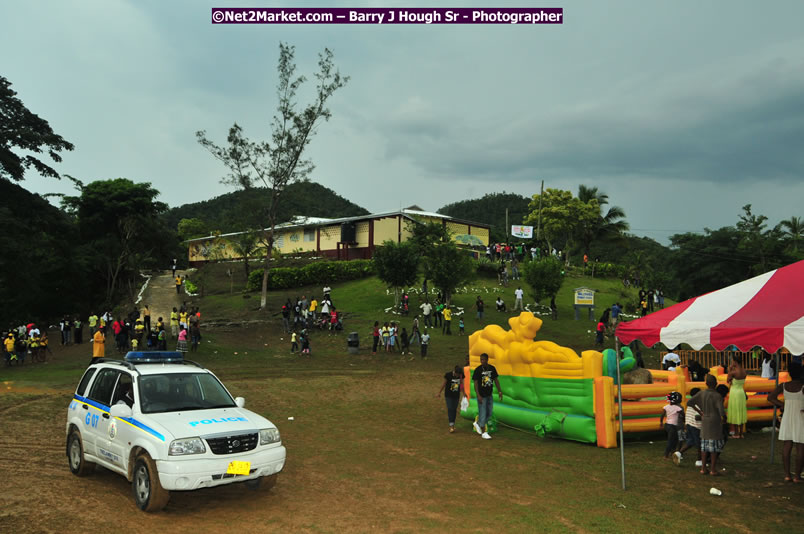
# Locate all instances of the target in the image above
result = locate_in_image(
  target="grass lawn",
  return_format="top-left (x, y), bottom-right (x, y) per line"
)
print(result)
top-left (0, 268), bottom-right (798, 533)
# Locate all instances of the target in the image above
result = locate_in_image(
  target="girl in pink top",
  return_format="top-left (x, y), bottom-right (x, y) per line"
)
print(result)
top-left (177, 327), bottom-right (188, 357)
top-left (660, 391), bottom-right (684, 459)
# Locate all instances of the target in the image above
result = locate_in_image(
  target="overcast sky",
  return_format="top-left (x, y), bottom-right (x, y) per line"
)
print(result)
top-left (3, 0), bottom-right (804, 244)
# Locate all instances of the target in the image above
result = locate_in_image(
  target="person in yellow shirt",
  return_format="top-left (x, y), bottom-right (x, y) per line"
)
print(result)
top-left (175, 275), bottom-right (182, 294)
top-left (92, 328), bottom-right (105, 362)
top-left (170, 308), bottom-right (179, 338)
top-left (134, 319), bottom-right (145, 346)
top-left (179, 310), bottom-right (188, 330)
top-left (29, 334), bottom-right (41, 362)
top-left (309, 298), bottom-right (318, 323)
top-left (88, 313), bottom-right (98, 336)
top-left (40, 332), bottom-right (51, 361)
top-left (4, 333), bottom-right (16, 364)
top-left (156, 316), bottom-right (164, 333)
top-left (442, 307), bottom-right (452, 335)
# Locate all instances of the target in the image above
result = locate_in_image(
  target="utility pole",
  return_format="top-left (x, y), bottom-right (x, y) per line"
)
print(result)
top-left (537, 180), bottom-right (544, 241)
top-left (505, 208), bottom-right (509, 243)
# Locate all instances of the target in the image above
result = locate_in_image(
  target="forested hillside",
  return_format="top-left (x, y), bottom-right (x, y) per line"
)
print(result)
top-left (163, 181), bottom-right (370, 234)
top-left (438, 192), bottom-right (531, 242)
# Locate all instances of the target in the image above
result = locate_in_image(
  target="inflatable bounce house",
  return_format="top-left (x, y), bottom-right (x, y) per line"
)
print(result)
top-left (461, 312), bottom-right (790, 448)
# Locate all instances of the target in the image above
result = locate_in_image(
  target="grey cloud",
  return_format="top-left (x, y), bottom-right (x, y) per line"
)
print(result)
top-left (375, 55), bottom-right (804, 185)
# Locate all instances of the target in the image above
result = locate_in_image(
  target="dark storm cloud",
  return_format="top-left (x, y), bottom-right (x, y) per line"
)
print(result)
top-left (378, 57), bottom-right (804, 185)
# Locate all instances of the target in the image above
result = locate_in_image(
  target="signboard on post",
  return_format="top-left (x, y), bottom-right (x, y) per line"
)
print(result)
top-left (574, 287), bottom-right (595, 306)
top-left (511, 225), bottom-right (533, 238)
top-left (573, 287), bottom-right (595, 320)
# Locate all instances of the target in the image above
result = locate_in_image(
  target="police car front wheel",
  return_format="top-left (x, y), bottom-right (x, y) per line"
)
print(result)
top-left (132, 453), bottom-right (170, 512)
top-left (66, 430), bottom-right (94, 477)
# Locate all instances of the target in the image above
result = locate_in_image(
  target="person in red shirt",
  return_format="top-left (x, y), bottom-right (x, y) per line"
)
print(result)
top-left (112, 319), bottom-right (124, 353)
top-left (372, 321), bottom-right (380, 354)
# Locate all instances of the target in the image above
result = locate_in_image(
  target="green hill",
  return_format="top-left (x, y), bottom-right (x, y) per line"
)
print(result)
top-left (437, 192), bottom-right (531, 243)
top-left (162, 181), bottom-right (371, 233)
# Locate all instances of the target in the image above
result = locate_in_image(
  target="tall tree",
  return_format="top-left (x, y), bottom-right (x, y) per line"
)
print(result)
top-left (736, 204), bottom-right (780, 274)
top-left (779, 216), bottom-right (803, 254)
top-left (407, 220), bottom-right (451, 303)
top-left (624, 250), bottom-right (652, 287)
top-left (373, 240), bottom-right (420, 306)
top-left (0, 179), bottom-right (91, 325)
top-left (576, 185), bottom-right (629, 255)
top-left (61, 178), bottom-right (168, 306)
top-left (196, 43), bottom-right (348, 310)
top-left (669, 227), bottom-right (749, 300)
top-left (427, 243), bottom-right (475, 306)
top-left (0, 76), bottom-right (74, 182)
top-left (230, 230), bottom-right (262, 278)
top-left (522, 256), bottom-right (563, 304)
top-left (523, 188), bottom-right (598, 256)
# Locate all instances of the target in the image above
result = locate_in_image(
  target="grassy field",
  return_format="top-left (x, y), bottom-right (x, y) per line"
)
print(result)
top-left (1, 267), bottom-right (799, 533)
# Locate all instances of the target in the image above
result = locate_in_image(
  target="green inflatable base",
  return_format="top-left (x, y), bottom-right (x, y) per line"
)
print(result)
top-left (461, 399), bottom-right (597, 443)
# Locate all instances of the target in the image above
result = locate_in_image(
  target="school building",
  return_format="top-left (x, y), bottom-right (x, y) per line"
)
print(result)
top-left (186, 207), bottom-right (491, 266)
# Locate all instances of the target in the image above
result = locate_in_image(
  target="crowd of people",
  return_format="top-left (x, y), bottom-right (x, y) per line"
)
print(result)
top-left (281, 287), bottom-right (340, 357)
top-left (3, 300), bottom-right (205, 368)
top-left (371, 318), bottom-right (435, 359)
top-left (655, 355), bottom-right (804, 482)
top-left (638, 287), bottom-right (665, 316)
top-left (2, 323), bottom-right (51, 365)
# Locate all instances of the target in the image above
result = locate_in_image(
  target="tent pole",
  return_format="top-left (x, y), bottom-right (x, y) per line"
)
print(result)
top-left (770, 350), bottom-right (780, 464)
top-left (615, 337), bottom-right (626, 490)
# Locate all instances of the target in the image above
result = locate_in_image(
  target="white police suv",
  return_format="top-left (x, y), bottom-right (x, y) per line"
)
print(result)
top-left (65, 352), bottom-right (286, 512)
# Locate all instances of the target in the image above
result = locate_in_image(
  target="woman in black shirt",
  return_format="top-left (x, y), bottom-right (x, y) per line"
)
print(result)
top-left (437, 365), bottom-right (466, 433)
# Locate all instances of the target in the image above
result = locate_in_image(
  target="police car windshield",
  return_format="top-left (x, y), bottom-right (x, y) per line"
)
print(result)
top-left (139, 372), bottom-right (236, 414)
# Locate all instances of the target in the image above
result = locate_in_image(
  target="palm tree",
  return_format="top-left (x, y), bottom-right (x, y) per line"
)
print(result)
top-left (577, 185), bottom-right (630, 255)
top-left (779, 216), bottom-right (803, 253)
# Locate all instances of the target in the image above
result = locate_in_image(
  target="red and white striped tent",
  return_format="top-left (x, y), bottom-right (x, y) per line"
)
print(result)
top-left (616, 259), bottom-right (804, 354)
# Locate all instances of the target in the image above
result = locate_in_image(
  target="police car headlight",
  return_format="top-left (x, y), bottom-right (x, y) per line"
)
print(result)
top-left (259, 428), bottom-right (280, 445)
top-left (169, 437), bottom-right (206, 455)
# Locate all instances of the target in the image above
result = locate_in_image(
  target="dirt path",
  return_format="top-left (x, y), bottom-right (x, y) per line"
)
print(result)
top-left (140, 271), bottom-right (185, 327)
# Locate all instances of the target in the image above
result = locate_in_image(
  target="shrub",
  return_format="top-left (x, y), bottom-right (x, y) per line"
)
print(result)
top-left (589, 262), bottom-right (629, 279)
top-left (474, 257), bottom-right (499, 277)
top-left (246, 260), bottom-right (375, 291)
top-left (185, 279), bottom-right (198, 294)
top-left (523, 257), bottom-right (564, 304)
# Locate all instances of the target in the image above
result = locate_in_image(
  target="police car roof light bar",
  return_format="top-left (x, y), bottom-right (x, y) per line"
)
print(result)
top-left (124, 351), bottom-right (184, 364)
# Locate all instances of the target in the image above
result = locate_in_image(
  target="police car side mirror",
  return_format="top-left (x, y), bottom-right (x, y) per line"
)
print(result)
top-left (110, 404), bottom-right (133, 419)
top-left (235, 397), bottom-right (245, 408)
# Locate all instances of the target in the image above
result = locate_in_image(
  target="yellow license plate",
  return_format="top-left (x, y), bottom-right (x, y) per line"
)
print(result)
top-left (226, 461), bottom-right (251, 475)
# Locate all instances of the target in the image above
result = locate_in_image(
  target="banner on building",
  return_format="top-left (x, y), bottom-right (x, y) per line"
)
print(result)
top-left (511, 225), bottom-right (533, 238)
